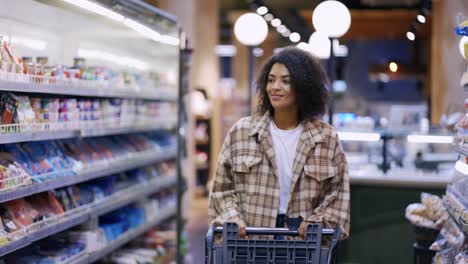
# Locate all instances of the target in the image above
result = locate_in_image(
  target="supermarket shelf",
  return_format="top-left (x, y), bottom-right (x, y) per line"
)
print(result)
top-left (89, 175), bottom-right (177, 217)
top-left (0, 79), bottom-right (177, 101)
top-left (0, 210), bottom-right (89, 257)
top-left (0, 148), bottom-right (177, 204)
top-left (0, 130), bottom-right (79, 144)
top-left (80, 121), bottom-right (176, 138)
top-left (0, 176), bottom-right (177, 257)
top-left (85, 205), bottom-right (177, 264)
top-left (0, 121), bottom-right (176, 144)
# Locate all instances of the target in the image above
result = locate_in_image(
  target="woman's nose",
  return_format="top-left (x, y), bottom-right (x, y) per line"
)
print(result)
top-left (272, 80), bottom-right (281, 89)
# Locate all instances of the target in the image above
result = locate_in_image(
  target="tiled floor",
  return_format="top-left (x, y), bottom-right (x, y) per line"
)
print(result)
top-left (185, 196), bottom-right (209, 264)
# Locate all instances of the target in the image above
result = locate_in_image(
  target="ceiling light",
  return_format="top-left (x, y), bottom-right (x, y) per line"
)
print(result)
top-left (308, 31), bottom-right (330, 59)
top-left (9, 36), bottom-right (47, 51)
top-left (215, 45), bottom-right (237, 57)
top-left (253, 48), bottom-right (264, 57)
top-left (77, 48), bottom-right (149, 71)
top-left (417, 15), bottom-right (426, 24)
top-left (406, 31), bottom-right (415, 41)
top-left (407, 135), bottom-right (453, 144)
top-left (271, 18), bottom-right (281, 27)
top-left (160, 35), bottom-right (180, 46)
top-left (296, 42), bottom-right (311, 51)
top-left (256, 6), bottom-right (268, 16)
top-left (389, 62), bottom-right (398, 73)
top-left (234, 13), bottom-right (269, 46)
top-left (312, 0), bottom-right (351, 38)
top-left (282, 29), bottom-right (291, 37)
top-left (338, 132), bottom-right (381, 142)
top-left (61, 0), bottom-right (124, 22)
top-left (124, 18), bottom-right (161, 42)
top-left (289, 32), bottom-right (301, 43)
top-left (264, 13), bottom-right (274, 22)
top-left (277, 25), bottom-right (287, 34)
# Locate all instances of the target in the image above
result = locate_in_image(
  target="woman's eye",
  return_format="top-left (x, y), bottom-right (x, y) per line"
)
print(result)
top-left (283, 80), bottom-right (290, 84)
top-left (268, 79), bottom-right (274, 83)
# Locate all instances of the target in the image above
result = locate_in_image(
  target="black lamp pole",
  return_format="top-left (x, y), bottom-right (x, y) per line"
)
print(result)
top-left (327, 37), bottom-right (336, 125)
top-left (247, 45), bottom-right (255, 116)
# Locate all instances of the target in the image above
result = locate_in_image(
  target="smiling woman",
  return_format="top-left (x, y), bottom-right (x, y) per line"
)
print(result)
top-left (208, 47), bottom-right (350, 240)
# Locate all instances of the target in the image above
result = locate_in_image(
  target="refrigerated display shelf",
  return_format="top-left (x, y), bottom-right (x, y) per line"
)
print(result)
top-left (80, 120), bottom-right (177, 138)
top-left (70, 205), bottom-right (177, 264)
top-left (0, 78), bottom-right (177, 101)
top-left (89, 175), bottom-right (177, 217)
top-left (0, 175), bottom-right (176, 257)
top-left (0, 120), bottom-right (177, 144)
top-left (0, 148), bottom-right (177, 204)
top-left (0, 130), bottom-right (79, 144)
top-left (0, 209), bottom-right (89, 257)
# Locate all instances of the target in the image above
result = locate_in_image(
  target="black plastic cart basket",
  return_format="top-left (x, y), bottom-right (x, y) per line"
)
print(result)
top-left (205, 222), bottom-right (341, 264)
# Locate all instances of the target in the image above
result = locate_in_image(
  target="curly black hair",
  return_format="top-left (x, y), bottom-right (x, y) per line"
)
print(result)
top-left (256, 47), bottom-right (329, 121)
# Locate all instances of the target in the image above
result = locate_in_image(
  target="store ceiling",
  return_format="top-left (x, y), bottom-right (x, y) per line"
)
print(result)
top-left (220, 0), bottom-right (429, 42)
top-left (220, 0), bottom-right (421, 10)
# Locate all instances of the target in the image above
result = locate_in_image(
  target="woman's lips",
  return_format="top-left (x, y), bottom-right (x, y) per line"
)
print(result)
top-left (270, 94), bottom-right (284, 101)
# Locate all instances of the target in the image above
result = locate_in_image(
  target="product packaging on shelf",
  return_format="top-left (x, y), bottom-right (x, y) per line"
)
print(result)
top-left (0, 38), bottom-right (177, 99)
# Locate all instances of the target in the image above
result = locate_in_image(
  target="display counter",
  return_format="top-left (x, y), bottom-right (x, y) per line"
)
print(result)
top-left (339, 170), bottom-right (449, 264)
top-left (350, 169), bottom-right (452, 188)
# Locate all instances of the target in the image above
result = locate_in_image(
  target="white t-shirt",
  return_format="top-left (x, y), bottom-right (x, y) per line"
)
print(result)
top-left (269, 120), bottom-right (303, 214)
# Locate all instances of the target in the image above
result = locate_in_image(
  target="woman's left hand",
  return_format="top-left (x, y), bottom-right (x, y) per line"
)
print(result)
top-left (298, 222), bottom-right (308, 239)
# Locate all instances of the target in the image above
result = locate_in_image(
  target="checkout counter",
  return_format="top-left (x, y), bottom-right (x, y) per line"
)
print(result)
top-left (338, 131), bottom-right (454, 264)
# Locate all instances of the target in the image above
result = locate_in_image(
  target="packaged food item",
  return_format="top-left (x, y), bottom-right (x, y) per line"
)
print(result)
top-left (405, 193), bottom-right (448, 230)
top-left (0, 218), bottom-right (10, 245)
top-left (0, 152), bottom-right (32, 189)
top-left (27, 192), bottom-right (64, 218)
top-left (0, 207), bottom-right (22, 234)
top-left (0, 93), bottom-right (19, 125)
top-left (21, 57), bottom-right (32, 75)
top-left (2, 41), bottom-right (23, 73)
top-left (4, 199), bottom-right (37, 227)
top-left (54, 189), bottom-right (75, 212)
top-left (15, 96), bottom-right (35, 125)
top-left (72, 57), bottom-right (86, 79)
top-left (431, 218), bottom-right (465, 264)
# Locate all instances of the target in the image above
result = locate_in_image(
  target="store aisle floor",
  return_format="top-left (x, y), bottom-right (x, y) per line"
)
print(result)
top-left (186, 196), bottom-right (209, 264)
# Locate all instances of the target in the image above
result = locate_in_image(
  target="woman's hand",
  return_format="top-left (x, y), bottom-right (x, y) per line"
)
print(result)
top-left (298, 222), bottom-right (309, 239)
top-left (239, 226), bottom-right (247, 238)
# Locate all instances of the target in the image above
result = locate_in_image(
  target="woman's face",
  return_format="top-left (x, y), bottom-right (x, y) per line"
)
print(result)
top-left (267, 63), bottom-right (297, 111)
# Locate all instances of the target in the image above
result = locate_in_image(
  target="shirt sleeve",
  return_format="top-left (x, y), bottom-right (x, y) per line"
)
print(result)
top-left (208, 130), bottom-right (246, 229)
top-left (305, 135), bottom-right (350, 240)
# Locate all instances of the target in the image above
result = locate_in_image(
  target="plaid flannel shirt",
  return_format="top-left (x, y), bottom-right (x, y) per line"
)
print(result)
top-left (208, 113), bottom-right (350, 239)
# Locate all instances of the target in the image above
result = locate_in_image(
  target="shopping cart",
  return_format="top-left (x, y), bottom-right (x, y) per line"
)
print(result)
top-left (205, 222), bottom-right (341, 264)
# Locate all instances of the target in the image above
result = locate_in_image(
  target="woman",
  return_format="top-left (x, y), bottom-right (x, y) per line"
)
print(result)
top-left (208, 47), bottom-right (349, 239)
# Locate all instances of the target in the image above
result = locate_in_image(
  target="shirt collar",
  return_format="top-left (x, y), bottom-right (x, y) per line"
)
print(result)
top-left (250, 112), bottom-right (324, 146)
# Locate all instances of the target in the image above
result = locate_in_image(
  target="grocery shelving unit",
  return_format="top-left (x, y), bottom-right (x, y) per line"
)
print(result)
top-left (0, 148), bottom-right (176, 204)
top-left (69, 205), bottom-right (177, 264)
top-left (0, 118), bottom-right (177, 144)
top-left (0, 175), bottom-right (176, 256)
top-left (0, 0), bottom-right (185, 263)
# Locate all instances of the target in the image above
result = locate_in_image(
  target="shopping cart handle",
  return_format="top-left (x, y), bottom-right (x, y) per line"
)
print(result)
top-left (213, 226), bottom-right (336, 236)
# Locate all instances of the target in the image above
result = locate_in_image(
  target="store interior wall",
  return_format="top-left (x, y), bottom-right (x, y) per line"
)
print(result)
top-left (339, 39), bottom-right (424, 116)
